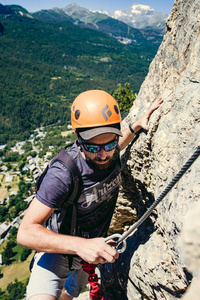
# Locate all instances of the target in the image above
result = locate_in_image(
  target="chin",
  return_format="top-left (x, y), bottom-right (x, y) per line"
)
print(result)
top-left (95, 162), bottom-right (110, 170)
top-left (87, 158), bottom-right (112, 170)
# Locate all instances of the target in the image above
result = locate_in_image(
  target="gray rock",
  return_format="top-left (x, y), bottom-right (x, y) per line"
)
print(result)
top-left (178, 201), bottom-right (200, 300)
top-left (102, 0), bottom-right (200, 298)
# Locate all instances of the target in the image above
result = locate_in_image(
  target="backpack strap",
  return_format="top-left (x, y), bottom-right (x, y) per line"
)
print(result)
top-left (30, 144), bottom-right (82, 273)
top-left (49, 145), bottom-right (82, 235)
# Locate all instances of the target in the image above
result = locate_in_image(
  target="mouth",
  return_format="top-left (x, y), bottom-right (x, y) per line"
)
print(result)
top-left (94, 157), bottom-right (111, 169)
top-left (85, 154), bottom-right (112, 169)
top-left (95, 158), bottom-right (109, 164)
top-left (97, 161), bottom-right (107, 165)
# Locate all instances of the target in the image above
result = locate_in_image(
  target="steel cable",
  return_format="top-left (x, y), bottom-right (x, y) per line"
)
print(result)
top-left (117, 146), bottom-right (200, 244)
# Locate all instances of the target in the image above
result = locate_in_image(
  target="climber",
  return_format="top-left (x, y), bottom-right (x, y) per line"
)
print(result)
top-left (17, 89), bottom-right (163, 300)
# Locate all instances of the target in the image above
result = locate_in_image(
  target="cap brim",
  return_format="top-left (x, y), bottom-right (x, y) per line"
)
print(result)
top-left (79, 126), bottom-right (123, 140)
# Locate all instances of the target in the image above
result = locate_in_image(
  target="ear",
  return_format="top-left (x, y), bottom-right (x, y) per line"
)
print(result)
top-left (77, 139), bottom-right (83, 152)
top-left (75, 131), bottom-right (83, 150)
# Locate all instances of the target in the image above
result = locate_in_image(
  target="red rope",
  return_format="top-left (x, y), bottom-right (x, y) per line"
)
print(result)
top-left (81, 261), bottom-right (104, 300)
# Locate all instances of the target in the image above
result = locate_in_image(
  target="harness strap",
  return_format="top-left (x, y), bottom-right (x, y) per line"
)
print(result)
top-left (50, 147), bottom-right (82, 235)
top-left (81, 261), bottom-right (104, 300)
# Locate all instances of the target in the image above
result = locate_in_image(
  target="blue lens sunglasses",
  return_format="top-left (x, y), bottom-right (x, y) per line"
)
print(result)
top-left (79, 136), bottom-right (119, 153)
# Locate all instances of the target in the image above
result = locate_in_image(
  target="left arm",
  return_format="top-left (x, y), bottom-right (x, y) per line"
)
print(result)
top-left (119, 97), bottom-right (163, 151)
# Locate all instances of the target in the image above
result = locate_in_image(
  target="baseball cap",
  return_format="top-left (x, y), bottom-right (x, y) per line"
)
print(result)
top-left (77, 123), bottom-right (123, 140)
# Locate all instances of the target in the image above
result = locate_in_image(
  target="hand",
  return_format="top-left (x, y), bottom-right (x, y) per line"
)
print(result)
top-left (148, 97), bottom-right (163, 115)
top-left (137, 97), bottom-right (163, 131)
top-left (77, 237), bottom-right (119, 265)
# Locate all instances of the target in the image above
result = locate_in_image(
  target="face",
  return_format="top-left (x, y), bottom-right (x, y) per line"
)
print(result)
top-left (80, 133), bottom-right (118, 170)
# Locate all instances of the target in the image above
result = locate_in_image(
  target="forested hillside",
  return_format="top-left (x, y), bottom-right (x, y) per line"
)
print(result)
top-left (0, 5), bottom-right (160, 144)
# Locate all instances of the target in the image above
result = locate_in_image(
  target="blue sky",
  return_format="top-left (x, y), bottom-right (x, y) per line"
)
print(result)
top-left (1, 0), bottom-right (175, 15)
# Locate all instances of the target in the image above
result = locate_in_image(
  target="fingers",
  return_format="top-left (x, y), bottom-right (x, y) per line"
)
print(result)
top-left (152, 97), bottom-right (164, 109)
top-left (147, 97), bottom-right (163, 117)
top-left (99, 251), bottom-right (119, 264)
top-left (78, 237), bottom-right (119, 265)
top-left (99, 257), bottom-right (107, 264)
top-left (102, 243), bottom-right (119, 263)
top-left (93, 241), bottom-right (118, 264)
top-left (97, 250), bottom-right (119, 265)
top-left (157, 97), bottom-right (164, 107)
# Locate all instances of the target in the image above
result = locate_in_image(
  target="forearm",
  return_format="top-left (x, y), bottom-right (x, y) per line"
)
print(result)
top-left (17, 221), bottom-right (82, 255)
top-left (17, 223), bottom-right (118, 264)
top-left (119, 97), bottom-right (163, 150)
top-left (119, 120), bottom-right (141, 150)
top-left (17, 197), bottom-right (82, 255)
top-left (17, 196), bottom-right (118, 264)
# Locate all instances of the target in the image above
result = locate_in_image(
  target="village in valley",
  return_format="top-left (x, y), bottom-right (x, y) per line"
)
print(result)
top-left (0, 125), bottom-right (74, 257)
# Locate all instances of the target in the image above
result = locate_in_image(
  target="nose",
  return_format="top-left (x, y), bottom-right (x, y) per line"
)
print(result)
top-left (97, 147), bottom-right (107, 160)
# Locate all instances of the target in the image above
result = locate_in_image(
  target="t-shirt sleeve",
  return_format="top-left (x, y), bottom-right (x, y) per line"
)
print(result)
top-left (36, 161), bottom-right (73, 208)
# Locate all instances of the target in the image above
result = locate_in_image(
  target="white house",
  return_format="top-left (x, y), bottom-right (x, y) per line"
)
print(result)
top-left (4, 173), bottom-right (13, 183)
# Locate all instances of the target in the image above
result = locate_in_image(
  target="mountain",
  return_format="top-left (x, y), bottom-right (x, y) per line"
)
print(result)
top-left (0, 3), bottom-right (30, 15)
top-left (100, 4), bottom-right (167, 34)
top-left (0, 3), bottom-right (164, 47)
top-left (58, 3), bottom-right (164, 44)
top-left (31, 7), bottom-right (74, 23)
top-left (0, 4), bottom-right (159, 144)
top-left (0, 3), bottom-right (14, 14)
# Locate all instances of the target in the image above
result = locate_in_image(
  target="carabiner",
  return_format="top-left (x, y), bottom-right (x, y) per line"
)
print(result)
top-left (105, 233), bottom-right (126, 253)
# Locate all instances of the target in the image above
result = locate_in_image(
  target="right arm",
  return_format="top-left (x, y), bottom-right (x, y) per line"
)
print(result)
top-left (119, 97), bottom-right (163, 150)
top-left (17, 197), bottom-right (118, 264)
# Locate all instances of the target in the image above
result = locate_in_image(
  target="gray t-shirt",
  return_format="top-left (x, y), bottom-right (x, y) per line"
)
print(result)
top-left (36, 142), bottom-right (122, 238)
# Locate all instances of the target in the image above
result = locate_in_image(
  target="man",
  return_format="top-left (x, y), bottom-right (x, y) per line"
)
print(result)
top-left (17, 90), bottom-right (163, 300)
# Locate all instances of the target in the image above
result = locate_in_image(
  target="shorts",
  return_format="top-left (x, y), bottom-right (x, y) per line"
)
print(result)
top-left (26, 252), bottom-right (89, 299)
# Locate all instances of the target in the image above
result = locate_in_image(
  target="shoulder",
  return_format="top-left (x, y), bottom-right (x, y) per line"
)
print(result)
top-left (50, 142), bottom-right (79, 176)
top-left (36, 160), bottom-right (74, 208)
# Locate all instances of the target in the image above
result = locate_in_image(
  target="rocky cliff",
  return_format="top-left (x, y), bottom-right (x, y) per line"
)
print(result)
top-left (101, 0), bottom-right (200, 298)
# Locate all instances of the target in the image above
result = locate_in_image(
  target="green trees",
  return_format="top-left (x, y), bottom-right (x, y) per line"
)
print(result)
top-left (0, 207), bottom-right (8, 223)
top-left (22, 141), bottom-right (32, 152)
top-left (5, 279), bottom-right (27, 300)
top-left (2, 240), bottom-right (16, 265)
top-left (0, 12), bottom-right (156, 144)
top-left (20, 247), bottom-right (32, 262)
top-left (0, 178), bottom-right (30, 223)
top-left (113, 82), bottom-right (136, 113)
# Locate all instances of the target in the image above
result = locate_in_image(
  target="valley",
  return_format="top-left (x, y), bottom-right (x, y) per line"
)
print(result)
top-left (0, 3), bottom-right (162, 144)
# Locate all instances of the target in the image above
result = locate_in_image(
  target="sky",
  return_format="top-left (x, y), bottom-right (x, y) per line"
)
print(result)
top-left (1, 0), bottom-right (175, 15)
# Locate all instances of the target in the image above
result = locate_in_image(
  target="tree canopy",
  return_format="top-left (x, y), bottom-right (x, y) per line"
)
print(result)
top-left (113, 82), bottom-right (136, 113)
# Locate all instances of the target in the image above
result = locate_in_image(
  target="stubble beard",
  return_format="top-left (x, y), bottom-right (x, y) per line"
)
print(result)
top-left (85, 155), bottom-right (112, 170)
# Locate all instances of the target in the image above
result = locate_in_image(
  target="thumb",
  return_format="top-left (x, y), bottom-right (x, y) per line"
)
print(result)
top-left (144, 124), bottom-right (149, 131)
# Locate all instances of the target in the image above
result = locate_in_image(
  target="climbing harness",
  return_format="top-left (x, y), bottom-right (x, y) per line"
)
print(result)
top-left (105, 145), bottom-right (200, 253)
top-left (81, 261), bottom-right (104, 300)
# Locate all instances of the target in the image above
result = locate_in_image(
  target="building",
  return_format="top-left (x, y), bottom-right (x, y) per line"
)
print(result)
top-left (0, 165), bottom-right (8, 172)
top-left (0, 221), bottom-right (11, 239)
top-left (4, 173), bottom-right (13, 183)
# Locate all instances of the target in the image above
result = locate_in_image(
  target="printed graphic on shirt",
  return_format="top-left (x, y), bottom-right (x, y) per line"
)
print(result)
top-left (77, 167), bottom-right (122, 211)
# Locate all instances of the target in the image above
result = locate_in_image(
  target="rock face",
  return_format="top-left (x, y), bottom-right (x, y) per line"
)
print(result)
top-left (101, 0), bottom-right (200, 299)
top-left (178, 201), bottom-right (200, 299)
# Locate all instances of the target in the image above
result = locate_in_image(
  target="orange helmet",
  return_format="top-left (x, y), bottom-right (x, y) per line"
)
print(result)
top-left (71, 90), bottom-right (122, 139)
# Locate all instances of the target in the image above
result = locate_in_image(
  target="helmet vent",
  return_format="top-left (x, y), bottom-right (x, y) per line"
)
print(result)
top-left (114, 105), bottom-right (119, 114)
top-left (75, 110), bottom-right (80, 120)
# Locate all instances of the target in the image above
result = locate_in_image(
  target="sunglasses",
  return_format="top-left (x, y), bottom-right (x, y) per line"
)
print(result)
top-left (79, 137), bottom-right (119, 153)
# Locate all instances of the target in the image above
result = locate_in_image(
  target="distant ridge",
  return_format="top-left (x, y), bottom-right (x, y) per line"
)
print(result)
top-left (110, 4), bottom-right (167, 32)
top-left (91, 3), bottom-right (167, 33)
top-left (32, 3), bottom-right (164, 45)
